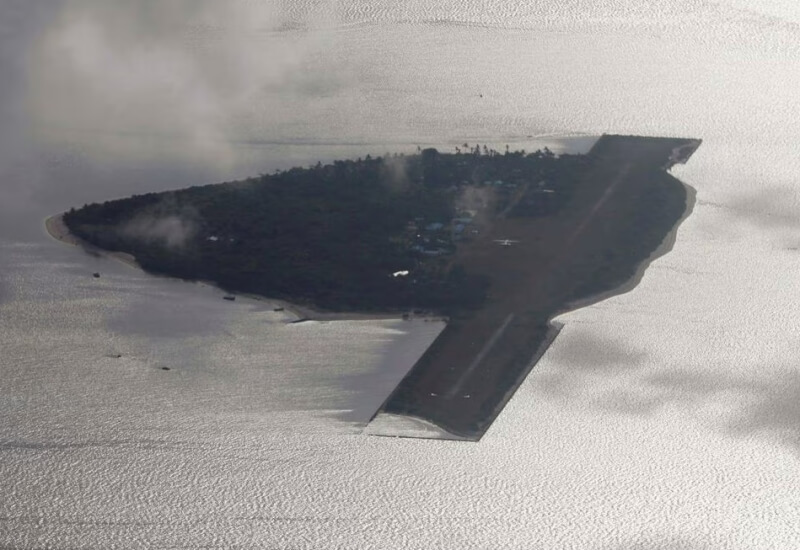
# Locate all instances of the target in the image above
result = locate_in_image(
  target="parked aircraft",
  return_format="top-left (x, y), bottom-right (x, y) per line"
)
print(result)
top-left (493, 239), bottom-right (520, 247)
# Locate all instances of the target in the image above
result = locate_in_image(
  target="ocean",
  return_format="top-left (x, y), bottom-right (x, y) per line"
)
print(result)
top-left (2, 1), bottom-right (800, 548)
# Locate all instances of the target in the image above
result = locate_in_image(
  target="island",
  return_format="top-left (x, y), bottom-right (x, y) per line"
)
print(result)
top-left (53, 134), bottom-right (701, 440)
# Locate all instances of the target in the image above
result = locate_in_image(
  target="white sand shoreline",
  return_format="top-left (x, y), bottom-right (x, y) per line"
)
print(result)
top-left (551, 177), bottom-right (697, 321)
top-left (45, 213), bottom-right (140, 269)
top-left (43, 212), bottom-right (431, 323)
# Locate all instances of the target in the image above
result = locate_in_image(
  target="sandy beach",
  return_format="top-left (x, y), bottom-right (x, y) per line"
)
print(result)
top-left (44, 212), bottom-right (420, 323)
top-left (267, 298), bottom-right (439, 322)
top-left (552, 179), bottom-right (697, 318)
top-left (45, 213), bottom-right (140, 269)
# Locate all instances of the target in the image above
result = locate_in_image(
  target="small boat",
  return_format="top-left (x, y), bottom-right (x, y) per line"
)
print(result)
top-left (273, 307), bottom-right (285, 312)
top-left (223, 295), bottom-right (236, 301)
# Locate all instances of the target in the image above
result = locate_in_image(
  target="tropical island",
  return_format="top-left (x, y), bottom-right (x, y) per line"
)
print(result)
top-left (60, 143), bottom-right (585, 313)
top-left (55, 134), bottom-right (701, 440)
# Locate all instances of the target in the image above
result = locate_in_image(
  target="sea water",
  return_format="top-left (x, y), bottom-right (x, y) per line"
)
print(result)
top-left (2, 1), bottom-right (800, 548)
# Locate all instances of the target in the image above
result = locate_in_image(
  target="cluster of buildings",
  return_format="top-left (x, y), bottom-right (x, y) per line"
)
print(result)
top-left (406, 211), bottom-right (478, 257)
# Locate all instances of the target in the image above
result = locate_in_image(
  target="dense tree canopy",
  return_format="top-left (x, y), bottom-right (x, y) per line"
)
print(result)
top-left (64, 147), bottom-right (582, 312)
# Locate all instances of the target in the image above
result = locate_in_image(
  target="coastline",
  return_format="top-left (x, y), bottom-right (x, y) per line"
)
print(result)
top-left (364, 412), bottom-right (470, 441)
top-left (45, 213), bottom-right (140, 270)
top-left (371, 135), bottom-right (702, 440)
top-left (45, 136), bottom-right (699, 442)
top-left (256, 295), bottom-right (434, 323)
top-left (551, 179), bottom-right (697, 320)
top-left (542, 139), bottom-right (700, 327)
top-left (44, 212), bottom-right (416, 323)
top-left (373, 182), bottom-right (697, 440)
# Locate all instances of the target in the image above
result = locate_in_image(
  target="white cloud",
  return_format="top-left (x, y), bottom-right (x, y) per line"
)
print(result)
top-left (26, 1), bottom-right (341, 166)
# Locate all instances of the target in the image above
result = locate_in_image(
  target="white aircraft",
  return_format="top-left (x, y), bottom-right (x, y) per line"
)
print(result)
top-left (493, 239), bottom-right (520, 247)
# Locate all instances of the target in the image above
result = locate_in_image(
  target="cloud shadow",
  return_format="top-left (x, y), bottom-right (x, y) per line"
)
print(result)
top-left (537, 331), bottom-right (800, 454)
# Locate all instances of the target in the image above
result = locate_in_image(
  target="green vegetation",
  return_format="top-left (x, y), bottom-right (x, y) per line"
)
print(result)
top-left (63, 146), bottom-right (586, 312)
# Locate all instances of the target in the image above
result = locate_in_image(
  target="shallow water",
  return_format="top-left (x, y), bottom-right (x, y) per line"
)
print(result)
top-left (3, 1), bottom-right (800, 548)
